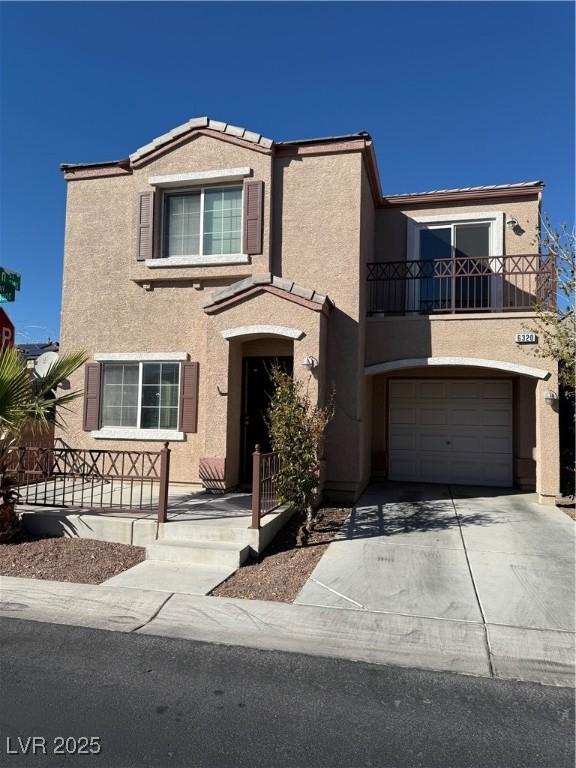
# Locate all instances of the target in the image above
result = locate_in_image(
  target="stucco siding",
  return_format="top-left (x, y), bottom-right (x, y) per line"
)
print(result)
top-left (374, 197), bottom-right (540, 262)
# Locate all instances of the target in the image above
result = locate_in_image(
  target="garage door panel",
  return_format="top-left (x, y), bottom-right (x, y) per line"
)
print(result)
top-left (420, 408), bottom-right (448, 425)
top-left (388, 456), bottom-right (421, 481)
top-left (389, 431), bottom-right (417, 451)
top-left (451, 435), bottom-right (483, 453)
top-left (388, 379), bottom-right (513, 487)
top-left (451, 381), bottom-right (485, 399)
top-left (483, 435), bottom-right (513, 453)
top-left (420, 433), bottom-right (452, 451)
top-left (418, 381), bottom-right (447, 399)
top-left (450, 408), bottom-right (480, 426)
top-left (483, 381), bottom-right (513, 399)
top-left (390, 380), bottom-right (416, 399)
top-left (389, 407), bottom-right (417, 425)
top-left (482, 408), bottom-right (512, 427)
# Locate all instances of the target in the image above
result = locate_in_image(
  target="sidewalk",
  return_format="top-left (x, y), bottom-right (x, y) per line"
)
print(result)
top-left (1, 575), bottom-right (573, 687)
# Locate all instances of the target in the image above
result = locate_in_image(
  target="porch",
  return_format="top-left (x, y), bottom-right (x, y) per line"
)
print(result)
top-left (11, 443), bottom-right (292, 555)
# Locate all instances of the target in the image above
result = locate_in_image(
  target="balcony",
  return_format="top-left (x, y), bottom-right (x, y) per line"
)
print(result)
top-left (367, 254), bottom-right (555, 316)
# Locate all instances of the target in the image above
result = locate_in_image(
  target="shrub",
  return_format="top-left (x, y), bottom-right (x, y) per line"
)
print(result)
top-left (267, 365), bottom-right (334, 544)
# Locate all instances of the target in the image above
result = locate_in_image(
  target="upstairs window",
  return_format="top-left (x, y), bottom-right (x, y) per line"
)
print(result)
top-left (164, 186), bottom-right (242, 258)
top-left (101, 362), bottom-right (180, 430)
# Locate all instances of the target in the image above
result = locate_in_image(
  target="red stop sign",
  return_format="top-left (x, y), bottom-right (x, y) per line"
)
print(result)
top-left (0, 308), bottom-right (14, 349)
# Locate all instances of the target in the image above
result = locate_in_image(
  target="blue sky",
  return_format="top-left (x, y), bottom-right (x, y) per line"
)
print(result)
top-left (0, 1), bottom-right (573, 342)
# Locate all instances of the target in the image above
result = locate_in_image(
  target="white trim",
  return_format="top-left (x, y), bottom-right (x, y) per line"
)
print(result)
top-left (222, 325), bottom-right (305, 341)
top-left (91, 428), bottom-right (184, 441)
top-left (146, 254), bottom-right (250, 268)
top-left (407, 211), bottom-right (505, 310)
top-left (94, 352), bottom-right (188, 362)
top-left (364, 356), bottom-right (550, 380)
top-left (409, 210), bottom-right (505, 225)
top-left (148, 167), bottom-right (251, 187)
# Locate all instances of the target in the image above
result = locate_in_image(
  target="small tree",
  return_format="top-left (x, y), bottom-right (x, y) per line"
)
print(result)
top-left (527, 217), bottom-right (575, 390)
top-left (267, 366), bottom-right (334, 545)
top-left (0, 347), bottom-right (88, 541)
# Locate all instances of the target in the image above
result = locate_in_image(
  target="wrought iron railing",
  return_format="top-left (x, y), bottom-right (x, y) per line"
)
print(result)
top-left (5, 443), bottom-right (171, 523)
top-left (251, 445), bottom-right (282, 529)
top-left (367, 254), bottom-right (555, 315)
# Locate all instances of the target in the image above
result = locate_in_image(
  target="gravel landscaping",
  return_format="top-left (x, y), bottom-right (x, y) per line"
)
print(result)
top-left (0, 535), bottom-right (145, 584)
top-left (211, 506), bottom-right (350, 603)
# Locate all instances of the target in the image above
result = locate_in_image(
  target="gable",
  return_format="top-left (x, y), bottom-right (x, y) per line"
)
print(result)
top-left (130, 117), bottom-right (273, 168)
top-left (203, 273), bottom-right (332, 316)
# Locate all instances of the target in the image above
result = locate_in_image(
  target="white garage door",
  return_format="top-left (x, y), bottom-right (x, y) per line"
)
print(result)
top-left (388, 379), bottom-right (513, 487)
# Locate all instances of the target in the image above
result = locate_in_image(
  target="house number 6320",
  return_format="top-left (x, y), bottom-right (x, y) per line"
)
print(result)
top-left (515, 332), bottom-right (537, 344)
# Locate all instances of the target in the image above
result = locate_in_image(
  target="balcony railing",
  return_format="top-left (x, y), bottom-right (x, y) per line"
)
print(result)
top-left (367, 254), bottom-right (555, 315)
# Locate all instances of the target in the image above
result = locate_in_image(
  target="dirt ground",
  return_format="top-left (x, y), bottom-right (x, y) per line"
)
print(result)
top-left (0, 534), bottom-right (145, 584)
top-left (211, 506), bottom-right (350, 603)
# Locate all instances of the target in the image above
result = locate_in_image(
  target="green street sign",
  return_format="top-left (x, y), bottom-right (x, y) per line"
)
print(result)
top-left (0, 268), bottom-right (21, 303)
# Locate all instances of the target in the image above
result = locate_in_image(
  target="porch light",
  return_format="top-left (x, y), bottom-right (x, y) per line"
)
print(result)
top-left (543, 389), bottom-right (558, 404)
top-left (506, 217), bottom-right (519, 229)
top-left (302, 355), bottom-right (318, 372)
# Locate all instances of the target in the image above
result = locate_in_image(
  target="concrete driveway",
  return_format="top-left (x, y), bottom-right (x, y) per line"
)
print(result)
top-left (296, 483), bottom-right (575, 679)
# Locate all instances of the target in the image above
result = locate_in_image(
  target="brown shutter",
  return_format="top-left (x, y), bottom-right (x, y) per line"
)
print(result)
top-left (179, 362), bottom-right (199, 433)
top-left (83, 363), bottom-right (101, 431)
top-left (243, 180), bottom-right (263, 255)
top-left (136, 190), bottom-right (155, 261)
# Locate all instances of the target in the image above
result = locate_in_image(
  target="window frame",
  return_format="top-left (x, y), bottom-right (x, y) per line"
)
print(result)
top-left (161, 184), bottom-right (244, 261)
top-left (407, 211), bottom-right (505, 313)
top-left (100, 361), bottom-right (181, 432)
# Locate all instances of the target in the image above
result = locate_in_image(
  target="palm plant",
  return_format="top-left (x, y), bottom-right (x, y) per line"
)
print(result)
top-left (0, 347), bottom-right (88, 540)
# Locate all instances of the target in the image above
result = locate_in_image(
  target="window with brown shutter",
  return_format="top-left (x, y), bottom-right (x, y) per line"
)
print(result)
top-left (136, 190), bottom-right (155, 261)
top-left (179, 362), bottom-right (199, 433)
top-left (243, 180), bottom-right (263, 255)
top-left (83, 363), bottom-right (101, 431)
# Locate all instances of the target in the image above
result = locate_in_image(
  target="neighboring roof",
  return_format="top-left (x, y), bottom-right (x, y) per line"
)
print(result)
top-left (203, 273), bottom-right (332, 315)
top-left (17, 341), bottom-right (59, 361)
top-left (383, 180), bottom-right (544, 207)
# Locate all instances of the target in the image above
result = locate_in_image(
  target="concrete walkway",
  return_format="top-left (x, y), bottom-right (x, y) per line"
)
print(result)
top-left (0, 572), bottom-right (573, 687)
top-left (295, 482), bottom-right (575, 684)
top-left (1, 483), bottom-right (573, 688)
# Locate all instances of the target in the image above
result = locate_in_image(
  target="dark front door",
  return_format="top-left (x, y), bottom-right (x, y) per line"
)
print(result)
top-left (240, 356), bottom-right (293, 485)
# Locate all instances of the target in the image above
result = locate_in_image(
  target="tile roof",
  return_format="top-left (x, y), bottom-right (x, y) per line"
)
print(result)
top-left (129, 117), bottom-right (274, 162)
top-left (203, 273), bottom-right (332, 313)
top-left (385, 181), bottom-right (544, 199)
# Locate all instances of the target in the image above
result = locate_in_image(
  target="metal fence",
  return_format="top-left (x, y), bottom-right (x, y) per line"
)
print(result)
top-left (367, 254), bottom-right (555, 315)
top-left (6, 442), bottom-right (171, 523)
top-left (251, 445), bottom-right (282, 529)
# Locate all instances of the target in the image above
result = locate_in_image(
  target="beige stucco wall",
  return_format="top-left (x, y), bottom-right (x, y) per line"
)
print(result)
top-left (59, 133), bottom-right (329, 485)
top-left (366, 313), bottom-right (550, 370)
top-left (375, 197), bottom-right (539, 262)
top-left (58, 127), bottom-right (558, 503)
top-left (272, 150), bottom-right (369, 500)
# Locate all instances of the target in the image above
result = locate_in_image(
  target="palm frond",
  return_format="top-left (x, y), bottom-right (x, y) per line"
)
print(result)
top-left (0, 347), bottom-right (88, 438)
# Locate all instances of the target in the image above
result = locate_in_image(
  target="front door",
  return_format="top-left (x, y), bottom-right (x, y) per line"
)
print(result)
top-left (240, 356), bottom-right (293, 485)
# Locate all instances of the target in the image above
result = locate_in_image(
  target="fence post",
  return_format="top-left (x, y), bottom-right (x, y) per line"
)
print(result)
top-left (158, 442), bottom-right (171, 524)
top-left (251, 444), bottom-right (262, 530)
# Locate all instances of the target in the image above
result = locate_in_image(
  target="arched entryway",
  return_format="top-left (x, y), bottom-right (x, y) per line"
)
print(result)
top-left (222, 326), bottom-right (303, 487)
top-left (366, 356), bottom-right (553, 494)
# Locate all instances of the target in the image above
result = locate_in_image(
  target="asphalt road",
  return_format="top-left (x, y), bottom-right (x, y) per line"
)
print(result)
top-left (0, 619), bottom-right (573, 768)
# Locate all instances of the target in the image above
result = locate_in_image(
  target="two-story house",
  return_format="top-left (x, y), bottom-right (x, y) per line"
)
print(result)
top-left (59, 116), bottom-right (559, 505)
